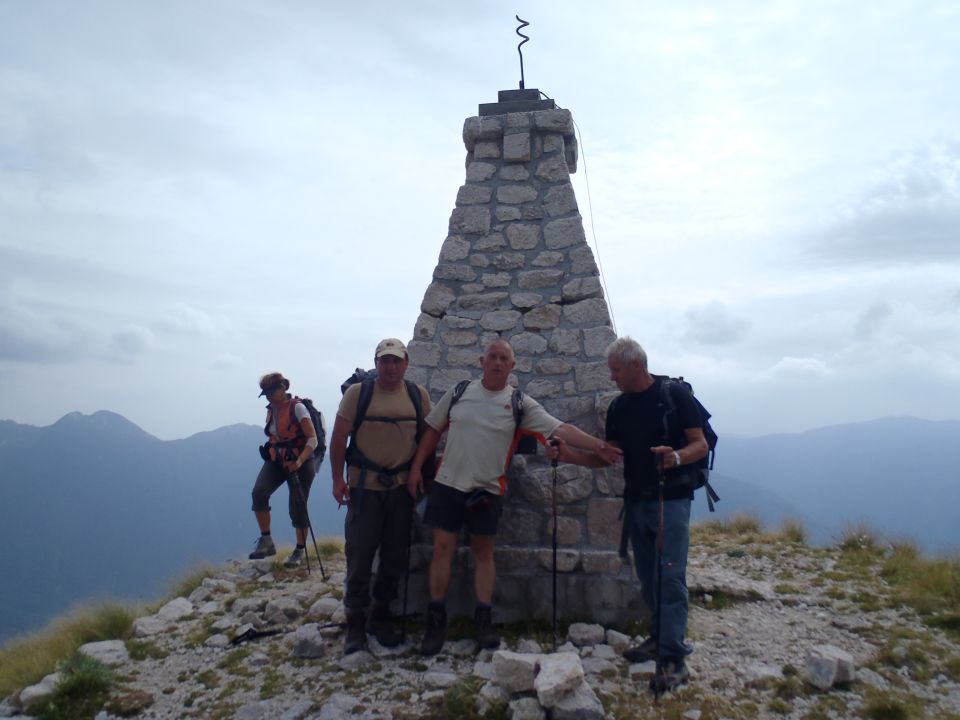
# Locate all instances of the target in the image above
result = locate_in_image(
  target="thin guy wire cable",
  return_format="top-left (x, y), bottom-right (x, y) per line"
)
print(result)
top-left (539, 91), bottom-right (618, 335)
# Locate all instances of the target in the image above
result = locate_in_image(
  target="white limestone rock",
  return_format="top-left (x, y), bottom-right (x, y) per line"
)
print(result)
top-left (424, 671), bottom-right (459, 689)
top-left (551, 680), bottom-right (604, 720)
top-left (264, 596), bottom-right (302, 625)
top-left (78, 639), bottom-right (129, 667)
top-left (19, 672), bottom-right (61, 709)
top-left (204, 634), bottom-right (230, 649)
top-left (292, 623), bottom-right (325, 659)
top-left (535, 652), bottom-right (585, 707)
top-left (132, 614), bottom-right (168, 637)
top-left (157, 597), bottom-right (194, 621)
top-left (493, 650), bottom-right (541, 693)
top-left (509, 696), bottom-right (546, 720)
top-left (805, 645), bottom-right (856, 689)
top-left (568, 623), bottom-right (605, 647)
top-left (476, 681), bottom-right (509, 716)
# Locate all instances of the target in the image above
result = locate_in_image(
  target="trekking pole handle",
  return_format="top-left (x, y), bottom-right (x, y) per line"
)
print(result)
top-left (549, 438), bottom-right (560, 468)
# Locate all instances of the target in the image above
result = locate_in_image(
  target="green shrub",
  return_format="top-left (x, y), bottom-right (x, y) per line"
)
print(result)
top-left (35, 653), bottom-right (114, 720)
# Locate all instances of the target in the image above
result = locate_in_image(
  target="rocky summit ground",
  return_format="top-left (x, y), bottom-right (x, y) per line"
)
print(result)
top-left (4, 525), bottom-right (960, 720)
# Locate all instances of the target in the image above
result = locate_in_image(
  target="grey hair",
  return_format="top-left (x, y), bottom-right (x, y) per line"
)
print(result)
top-left (605, 336), bottom-right (647, 369)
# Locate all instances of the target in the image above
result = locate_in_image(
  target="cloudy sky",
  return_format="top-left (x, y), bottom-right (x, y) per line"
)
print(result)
top-left (2, 0), bottom-right (958, 440)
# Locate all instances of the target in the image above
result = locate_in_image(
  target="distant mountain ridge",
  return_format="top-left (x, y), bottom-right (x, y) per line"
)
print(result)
top-left (1, 411), bottom-right (956, 645)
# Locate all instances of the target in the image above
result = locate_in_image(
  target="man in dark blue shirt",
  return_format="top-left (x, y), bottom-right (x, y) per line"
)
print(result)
top-left (552, 336), bottom-right (708, 691)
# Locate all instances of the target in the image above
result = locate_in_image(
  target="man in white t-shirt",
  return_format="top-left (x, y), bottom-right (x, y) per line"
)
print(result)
top-left (407, 339), bottom-right (622, 655)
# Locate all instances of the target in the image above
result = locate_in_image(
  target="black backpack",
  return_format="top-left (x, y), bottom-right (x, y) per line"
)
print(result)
top-left (264, 397), bottom-right (327, 464)
top-left (448, 380), bottom-right (538, 455)
top-left (658, 375), bottom-right (719, 511)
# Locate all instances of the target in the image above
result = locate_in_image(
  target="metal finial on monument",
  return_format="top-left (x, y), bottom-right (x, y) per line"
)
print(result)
top-left (515, 15), bottom-right (529, 90)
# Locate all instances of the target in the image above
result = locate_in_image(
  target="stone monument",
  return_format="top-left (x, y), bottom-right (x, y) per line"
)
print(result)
top-left (403, 89), bottom-right (644, 627)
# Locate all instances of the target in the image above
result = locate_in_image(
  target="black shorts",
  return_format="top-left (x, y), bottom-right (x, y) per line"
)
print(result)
top-left (423, 482), bottom-right (502, 536)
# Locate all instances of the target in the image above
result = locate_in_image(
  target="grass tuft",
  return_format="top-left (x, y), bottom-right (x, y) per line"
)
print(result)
top-left (34, 652), bottom-right (114, 720)
top-left (0, 603), bottom-right (135, 698)
top-left (166, 565), bottom-right (217, 601)
top-left (778, 517), bottom-right (808, 545)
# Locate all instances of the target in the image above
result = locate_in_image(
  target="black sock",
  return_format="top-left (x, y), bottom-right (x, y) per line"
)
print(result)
top-left (261, 531), bottom-right (271, 537)
top-left (428, 600), bottom-right (446, 611)
top-left (476, 602), bottom-right (491, 610)
top-left (296, 544), bottom-right (306, 550)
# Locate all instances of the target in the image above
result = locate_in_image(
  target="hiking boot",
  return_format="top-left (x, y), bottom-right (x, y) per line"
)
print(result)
top-left (474, 605), bottom-right (500, 650)
top-left (344, 611), bottom-right (368, 655)
top-left (649, 659), bottom-right (690, 695)
top-left (368, 601), bottom-right (402, 647)
top-left (420, 604), bottom-right (447, 656)
top-left (623, 636), bottom-right (658, 663)
top-left (283, 547), bottom-right (306, 568)
top-left (248, 535), bottom-right (276, 560)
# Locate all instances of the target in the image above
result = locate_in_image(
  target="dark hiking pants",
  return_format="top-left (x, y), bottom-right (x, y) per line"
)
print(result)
top-left (251, 458), bottom-right (316, 529)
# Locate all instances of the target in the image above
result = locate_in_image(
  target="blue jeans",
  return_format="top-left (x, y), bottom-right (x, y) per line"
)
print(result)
top-left (628, 497), bottom-right (692, 662)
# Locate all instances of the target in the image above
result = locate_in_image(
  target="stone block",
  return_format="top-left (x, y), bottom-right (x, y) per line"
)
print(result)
top-left (510, 293), bottom-right (543, 309)
top-left (491, 252), bottom-right (526, 270)
top-left (507, 112), bottom-right (531, 128)
top-left (475, 232), bottom-right (507, 251)
top-left (421, 282), bottom-right (456, 316)
top-left (523, 304), bottom-right (562, 330)
top-left (480, 310), bottom-right (521, 331)
top-left (450, 206), bottom-right (491, 235)
top-left (503, 131), bottom-right (532, 162)
top-left (563, 299), bottom-right (610, 325)
top-left (469, 254), bottom-right (490, 268)
top-left (543, 396), bottom-right (595, 421)
top-left (442, 329), bottom-right (480, 346)
top-left (535, 155), bottom-right (570, 183)
top-left (458, 292), bottom-right (510, 311)
top-left (544, 216), bottom-right (586, 249)
top-left (570, 245), bottom-right (598, 274)
top-left (495, 546), bottom-right (534, 572)
top-left (439, 235), bottom-right (471, 262)
top-left (413, 312), bottom-right (438, 339)
top-left (536, 548), bottom-right (580, 572)
top-left (493, 650), bottom-right (541, 693)
top-left (531, 109), bottom-right (574, 133)
top-left (265, 596), bottom-right (302, 624)
top-left (575, 362), bottom-right (612, 392)
top-left (544, 183), bottom-right (578, 217)
top-left (506, 223), bottom-right (540, 249)
top-left (499, 506), bottom-right (542, 544)
top-left (535, 358), bottom-right (572, 375)
top-left (445, 315), bottom-right (478, 329)
top-left (496, 206), bottom-right (522, 221)
top-left (429, 369), bottom-right (473, 393)
top-left (522, 205), bottom-right (545, 220)
top-left (498, 184), bottom-right (538, 204)
top-left (568, 623), bottom-right (606, 647)
top-left (543, 133), bottom-right (564, 153)
top-left (561, 277), bottom-right (602, 302)
top-left (509, 331), bottom-right (548, 354)
top-left (445, 347), bottom-right (480, 368)
top-left (549, 329), bottom-right (581, 355)
top-left (481, 272), bottom-right (512, 288)
top-left (582, 551), bottom-right (624, 575)
top-left (521, 465), bottom-right (594, 505)
top-left (534, 652), bottom-right (585, 707)
top-left (457, 184), bottom-right (493, 206)
top-left (463, 115), bottom-right (504, 150)
top-left (474, 140), bottom-right (500, 159)
top-left (466, 161), bottom-right (497, 182)
top-left (583, 326), bottom-right (616, 357)
top-left (532, 251), bottom-right (564, 267)
top-left (407, 340), bottom-right (442, 367)
top-left (565, 134), bottom-right (579, 173)
top-left (526, 378), bottom-right (563, 398)
top-left (433, 263), bottom-right (477, 282)
top-left (587, 498), bottom-right (622, 547)
top-left (500, 164), bottom-right (530, 181)
top-left (547, 516), bottom-right (582, 544)
top-left (518, 269), bottom-right (565, 289)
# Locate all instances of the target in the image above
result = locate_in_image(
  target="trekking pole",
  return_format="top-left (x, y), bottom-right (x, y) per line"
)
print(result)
top-left (288, 460), bottom-right (327, 580)
top-left (651, 455), bottom-right (666, 700)
top-left (550, 439), bottom-right (560, 652)
top-left (401, 498), bottom-right (416, 643)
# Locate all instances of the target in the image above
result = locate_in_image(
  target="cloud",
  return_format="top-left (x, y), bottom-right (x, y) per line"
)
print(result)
top-left (808, 143), bottom-right (960, 265)
top-left (108, 326), bottom-right (154, 359)
top-left (764, 356), bottom-right (833, 380)
top-left (682, 302), bottom-right (750, 346)
top-left (854, 301), bottom-right (892, 339)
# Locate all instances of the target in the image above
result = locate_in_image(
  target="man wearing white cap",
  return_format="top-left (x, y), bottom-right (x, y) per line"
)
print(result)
top-left (329, 338), bottom-right (431, 655)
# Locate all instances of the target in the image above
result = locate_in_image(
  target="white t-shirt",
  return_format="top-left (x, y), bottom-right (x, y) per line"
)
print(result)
top-left (426, 380), bottom-right (562, 494)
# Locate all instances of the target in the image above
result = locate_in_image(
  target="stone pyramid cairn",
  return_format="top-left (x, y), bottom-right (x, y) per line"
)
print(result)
top-left (404, 95), bottom-right (644, 624)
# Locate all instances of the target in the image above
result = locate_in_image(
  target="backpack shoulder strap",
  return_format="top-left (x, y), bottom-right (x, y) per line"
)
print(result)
top-left (351, 378), bottom-right (377, 436)
top-left (511, 388), bottom-right (523, 430)
top-left (404, 380), bottom-right (424, 442)
top-left (658, 377), bottom-right (678, 442)
top-left (450, 379), bottom-right (471, 407)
